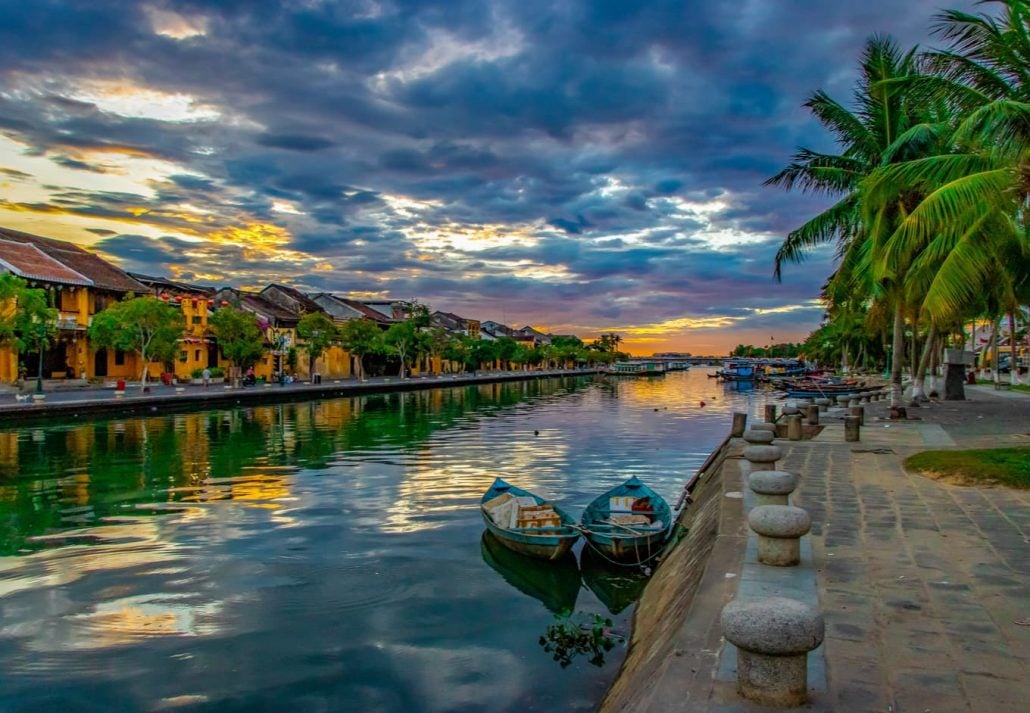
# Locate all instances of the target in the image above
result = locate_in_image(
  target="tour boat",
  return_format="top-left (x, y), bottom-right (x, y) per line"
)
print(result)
top-left (608, 361), bottom-right (667, 376)
top-left (580, 477), bottom-right (672, 565)
top-left (480, 478), bottom-right (580, 560)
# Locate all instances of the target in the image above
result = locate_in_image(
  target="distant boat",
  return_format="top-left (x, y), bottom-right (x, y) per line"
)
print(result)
top-left (480, 531), bottom-right (581, 614)
top-left (580, 477), bottom-right (672, 565)
top-left (608, 361), bottom-right (667, 376)
top-left (716, 360), bottom-right (761, 382)
top-left (480, 478), bottom-right (580, 560)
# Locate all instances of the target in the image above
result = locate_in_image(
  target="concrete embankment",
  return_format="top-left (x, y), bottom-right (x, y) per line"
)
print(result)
top-left (600, 433), bottom-right (745, 712)
top-left (0, 369), bottom-right (598, 425)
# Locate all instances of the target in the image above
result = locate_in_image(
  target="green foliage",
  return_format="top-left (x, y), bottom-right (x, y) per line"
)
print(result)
top-left (730, 343), bottom-right (804, 358)
top-left (210, 307), bottom-right (265, 370)
top-left (589, 333), bottom-right (623, 353)
top-left (297, 312), bottom-right (337, 375)
top-left (0, 273), bottom-right (57, 354)
top-left (538, 611), bottom-right (622, 668)
top-left (384, 320), bottom-right (418, 375)
top-left (88, 296), bottom-right (184, 381)
top-left (338, 318), bottom-right (385, 378)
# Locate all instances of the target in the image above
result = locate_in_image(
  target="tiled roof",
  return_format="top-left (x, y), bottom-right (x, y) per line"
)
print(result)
top-left (130, 272), bottom-right (214, 296)
top-left (336, 297), bottom-right (394, 323)
top-left (0, 238), bottom-right (93, 287)
top-left (0, 226), bottom-right (147, 293)
top-left (261, 283), bottom-right (324, 314)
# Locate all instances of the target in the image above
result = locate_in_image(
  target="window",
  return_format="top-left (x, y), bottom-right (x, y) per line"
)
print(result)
top-left (114, 350), bottom-right (125, 366)
top-left (194, 350), bottom-right (201, 361)
top-left (179, 351), bottom-right (188, 362)
top-left (192, 316), bottom-right (202, 324)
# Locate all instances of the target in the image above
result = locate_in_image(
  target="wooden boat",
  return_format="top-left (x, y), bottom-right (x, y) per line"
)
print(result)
top-left (480, 478), bottom-right (580, 560)
top-left (480, 531), bottom-right (581, 614)
top-left (609, 360), bottom-right (667, 376)
top-left (580, 477), bottom-right (671, 565)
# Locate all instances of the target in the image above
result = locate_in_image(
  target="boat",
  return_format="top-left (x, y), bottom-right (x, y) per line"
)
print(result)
top-left (608, 360), bottom-right (667, 376)
top-left (480, 531), bottom-right (581, 614)
top-left (580, 477), bottom-right (672, 565)
top-left (480, 478), bottom-right (580, 560)
top-left (715, 360), bottom-right (761, 382)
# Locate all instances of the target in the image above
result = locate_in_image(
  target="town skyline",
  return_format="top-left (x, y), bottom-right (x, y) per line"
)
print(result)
top-left (0, 0), bottom-right (978, 353)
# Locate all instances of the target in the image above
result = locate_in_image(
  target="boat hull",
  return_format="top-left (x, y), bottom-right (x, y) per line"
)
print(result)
top-left (481, 514), bottom-right (579, 560)
top-left (480, 477), bottom-right (580, 561)
top-left (580, 476), bottom-right (672, 566)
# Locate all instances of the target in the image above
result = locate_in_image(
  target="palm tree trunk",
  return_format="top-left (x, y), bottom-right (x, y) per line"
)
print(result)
top-left (910, 324), bottom-right (937, 404)
top-left (890, 302), bottom-right (905, 415)
top-left (1009, 311), bottom-right (1020, 385)
top-left (990, 317), bottom-right (1001, 384)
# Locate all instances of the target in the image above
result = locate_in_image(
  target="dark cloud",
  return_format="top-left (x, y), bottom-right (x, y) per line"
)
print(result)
top-left (0, 0), bottom-right (979, 348)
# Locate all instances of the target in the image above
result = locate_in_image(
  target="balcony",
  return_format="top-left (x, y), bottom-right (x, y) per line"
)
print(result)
top-left (56, 313), bottom-right (88, 331)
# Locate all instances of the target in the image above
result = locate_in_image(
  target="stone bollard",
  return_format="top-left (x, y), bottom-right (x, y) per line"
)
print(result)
top-left (860, 394), bottom-right (870, 404)
top-left (781, 404), bottom-right (800, 417)
top-left (752, 422), bottom-right (777, 434)
top-left (835, 395), bottom-right (850, 407)
top-left (786, 414), bottom-right (803, 441)
top-left (748, 470), bottom-right (798, 506)
top-left (764, 404), bottom-right (777, 423)
top-left (743, 429), bottom-right (775, 445)
top-left (732, 411), bottom-right (748, 437)
top-left (743, 444), bottom-right (783, 474)
top-left (844, 415), bottom-right (861, 442)
top-left (849, 405), bottom-right (864, 426)
top-left (749, 505), bottom-right (811, 566)
top-left (805, 404), bottom-right (819, 426)
top-left (721, 597), bottom-right (825, 707)
top-left (814, 397), bottom-right (830, 412)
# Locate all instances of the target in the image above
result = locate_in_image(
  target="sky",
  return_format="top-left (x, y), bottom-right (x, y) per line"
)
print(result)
top-left (0, 0), bottom-right (978, 355)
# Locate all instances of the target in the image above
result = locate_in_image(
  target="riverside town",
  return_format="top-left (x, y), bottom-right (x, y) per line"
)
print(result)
top-left (0, 1), bottom-right (1026, 712)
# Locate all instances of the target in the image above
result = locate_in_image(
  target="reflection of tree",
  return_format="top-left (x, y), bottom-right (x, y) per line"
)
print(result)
top-left (538, 610), bottom-right (624, 668)
top-left (0, 377), bottom-right (591, 554)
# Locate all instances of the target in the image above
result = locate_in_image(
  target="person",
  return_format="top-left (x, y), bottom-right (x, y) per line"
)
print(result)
top-left (202, 367), bottom-right (211, 387)
top-left (244, 366), bottom-right (256, 386)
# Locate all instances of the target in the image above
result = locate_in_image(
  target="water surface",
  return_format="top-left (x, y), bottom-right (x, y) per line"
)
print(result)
top-left (0, 370), bottom-right (768, 712)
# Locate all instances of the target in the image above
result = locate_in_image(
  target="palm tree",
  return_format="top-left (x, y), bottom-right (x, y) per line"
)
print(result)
top-left (864, 1), bottom-right (1029, 365)
top-left (769, 36), bottom-right (938, 411)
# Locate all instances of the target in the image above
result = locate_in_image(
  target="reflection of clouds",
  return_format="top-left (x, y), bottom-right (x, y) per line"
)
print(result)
top-left (380, 643), bottom-right (524, 713)
top-left (63, 593), bottom-right (221, 649)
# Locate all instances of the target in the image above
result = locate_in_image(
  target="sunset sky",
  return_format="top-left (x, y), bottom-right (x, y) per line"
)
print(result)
top-left (0, 0), bottom-right (976, 354)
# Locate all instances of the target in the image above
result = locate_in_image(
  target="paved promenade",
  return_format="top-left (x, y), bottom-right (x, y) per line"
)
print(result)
top-left (606, 385), bottom-right (1029, 712)
top-left (0, 368), bottom-right (594, 422)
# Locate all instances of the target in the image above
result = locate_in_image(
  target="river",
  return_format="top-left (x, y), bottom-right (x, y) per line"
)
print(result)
top-left (0, 369), bottom-right (768, 712)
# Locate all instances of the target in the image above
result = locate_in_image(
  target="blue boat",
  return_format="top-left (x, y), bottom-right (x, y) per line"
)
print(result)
top-left (580, 477), bottom-right (672, 565)
top-left (480, 478), bottom-right (580, 560)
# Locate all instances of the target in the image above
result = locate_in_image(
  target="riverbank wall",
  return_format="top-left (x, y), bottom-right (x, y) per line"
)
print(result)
top-left (0, 369), bottom-right (598, 426)
top-left (600, 432), bottom-right (743, 712)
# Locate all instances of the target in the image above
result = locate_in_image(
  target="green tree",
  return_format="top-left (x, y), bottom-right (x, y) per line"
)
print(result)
top-left (384, 320), bottom-right (418, 377)
top-left (89, 296), bottom-right (184, 389)
top-left (338, 319), bottom-right (384, 380)
top-left (0, 274), bottom-right (58, 390)
top-left (296, 312), bottom-right (337, 381)
top-left (768, 37), bottom-right (939, 409)
top-left (210, 307), bottom-right (265, 375)
top-left (494, 336), bottom-right (520, 369)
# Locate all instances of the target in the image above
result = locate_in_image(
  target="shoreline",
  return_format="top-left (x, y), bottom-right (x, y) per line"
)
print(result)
top-left (0, 368), bottom-right (599, 426)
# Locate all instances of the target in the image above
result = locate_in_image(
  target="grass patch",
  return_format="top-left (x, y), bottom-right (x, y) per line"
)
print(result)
top-left (904, 447), bottom-right (1030, 489)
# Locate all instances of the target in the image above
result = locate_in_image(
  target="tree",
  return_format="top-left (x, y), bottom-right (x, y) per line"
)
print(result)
top-left (590, 333), bottom-right (623, 353)
top-left (768, 37), bottom-right (940, 411)
top-left (0, 274), bottom-right (58, 390)
top-left (338, 319), bottom-right (384, 380)
top-left (210, 307), bottom-right (265, 376)
top-left (89, 296), bottom-right (184, 389)
top-left (494, 336), bottom-right (519, 369)
top-left (384, 320), bottom-right (418, 377)
top-left (296, 311), bottom-right (337, 381)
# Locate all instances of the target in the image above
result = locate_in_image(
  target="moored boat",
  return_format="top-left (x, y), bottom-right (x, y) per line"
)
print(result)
top-left (480, 478), bottom-right (580, 560)
top-left (608, 360), bottom-right (667, 376)
top-left (580, 477), bottom-right (671, 565)
top-left (480, 531), bottom-right (581, 614)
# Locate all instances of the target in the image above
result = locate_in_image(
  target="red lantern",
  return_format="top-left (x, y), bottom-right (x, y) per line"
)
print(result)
top-left (220, 300), bottom-right (229, 306)
top-left (175, 295), bottom-right (183, 302)
top-left (160, 293), bottom-right (169, 301)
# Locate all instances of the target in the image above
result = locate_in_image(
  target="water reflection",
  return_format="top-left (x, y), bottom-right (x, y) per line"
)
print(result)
top-left (0, 371), bottom-right (769, 712)
top-left (579, 547), bottom-right (650, 615)
top-left (480, 531), bottom-right (581, 614)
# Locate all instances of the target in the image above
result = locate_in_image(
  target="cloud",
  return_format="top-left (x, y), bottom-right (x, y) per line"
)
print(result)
top-left (0, 0), bottom-right (980, 351)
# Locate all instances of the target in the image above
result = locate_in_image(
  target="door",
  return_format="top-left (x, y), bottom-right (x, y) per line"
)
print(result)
top-left (94, 348), bottom-right (108, 377)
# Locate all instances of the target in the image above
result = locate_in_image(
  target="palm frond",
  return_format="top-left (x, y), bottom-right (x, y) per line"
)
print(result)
top-left (773, 194), bottom-right (859, 281)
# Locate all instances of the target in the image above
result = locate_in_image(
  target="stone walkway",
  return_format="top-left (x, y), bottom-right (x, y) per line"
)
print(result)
top-left (603, 387), bottom-right (1029, 712)
top-left (781, 392), bottom-right (1029, 712)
